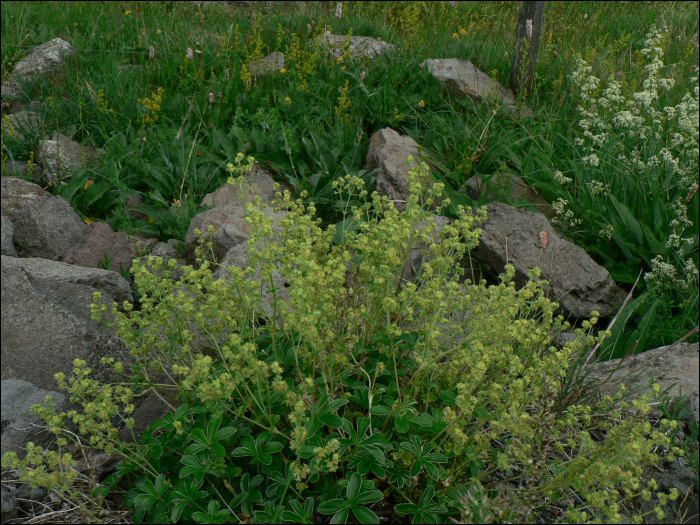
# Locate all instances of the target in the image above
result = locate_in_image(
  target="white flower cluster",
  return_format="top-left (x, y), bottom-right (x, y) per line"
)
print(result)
top-left (645, 255), bottom-right (699, 291)
top-left (666, 198), bottom-right (695, 249)
top-left (570, 26), bottom-right (698, 191)
top-left (586, 180), bottom-right (610, 196)
top-left (551, 198), bottom-right (582, 228)
top-left (598, 224), bottom-right (614, 240)
top-left (553, 170), bottom-right (572, 185)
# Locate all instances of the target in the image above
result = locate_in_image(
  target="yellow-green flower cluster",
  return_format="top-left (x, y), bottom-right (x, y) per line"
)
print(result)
top-left (137, 87), bottom-right (164, 125)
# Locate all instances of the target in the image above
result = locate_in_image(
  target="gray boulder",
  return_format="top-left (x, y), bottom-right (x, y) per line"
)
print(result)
top-left (63, 221), bottom-right (136, 274)
top-left (199, 161), bottom-right (296, 211)
top-left (249, 52), bottom-right (284, 78)
top-left (0, 111), bottom-right (41, 141)
top-left (185, 203), bottom-right (288, 266)
top-left (475, 201), bottom-right (626, 318)
top-left (463, 172), bottom-right (551, 217)
top-left (1, 379), bottom-right (78, 460)
top-left (34, 132), bottom-right (103, 184)
top-left (584, 342), bottom-right (699, 430)
top-left (12, 194), bottom-right (87, 260)
top-left (1, 256), bottom-right (133, 392)
top-left (316, 34), bottom-right (395, 60)
top-left (365, 128), bottom-right (440, 213)
top-left (1, 38), bottom-right (76, 100)
top-left (0, 176), bottom-right (52, 222)
top-left (422, 58), bottom-right (532, 119)
top-left (1, 213), bottom-right (18, 257)
top-left (10, 38), bottom-right (77, 84)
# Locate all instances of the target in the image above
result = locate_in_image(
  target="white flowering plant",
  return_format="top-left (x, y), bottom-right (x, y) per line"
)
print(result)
top-left (546, 25), bottom-right (698, 356)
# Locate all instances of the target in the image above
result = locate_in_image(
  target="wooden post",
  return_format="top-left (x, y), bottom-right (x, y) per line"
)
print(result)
top-left (510, 1), bottom-right (546, 98)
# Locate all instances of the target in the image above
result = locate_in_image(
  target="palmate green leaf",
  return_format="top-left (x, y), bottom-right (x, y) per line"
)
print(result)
top-left (329, 507), bottom-right (350, 524)
top-left (281, 497), bottom-right (315, 524)
top-left (179, 454), bottom-right (217, 483)
top-left (191, 500), bottom-right (231, 524)
top-left (231, 433), bottom-right (283, 465)
top-left (352, 505), bottom-right (380, 524)
top-left (318, 499), bottom-right (347, 514)
top-left (318, 473), bottom-right (383, 524)
top-left (166, 477), bottom-right (208, 523)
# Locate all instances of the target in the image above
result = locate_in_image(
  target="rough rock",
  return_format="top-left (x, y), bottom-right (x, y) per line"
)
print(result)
top-left (1, 256), bottom-right (133, 307)
top-left (1, 111), bottom-right (41, 141)
top-left (13, 484), bottom-right (48, 513)
top-left (63, 221), bottom-right (135, 274)
top-left (0, 176), bottom-right (52, 222)
top-left (125, 233), bottom-right (160, 260)
top-left (11, 194), bottom-right (87, 261)
top-left (584, 342), bottom-right (699, 429)
top-left (464, 172), bottom-right (551, 216)
top-left (475, 201), bottom-right (626, 318)
top-left (400, 215), bottom-right (455, 284)
top-left (134, 238), bottom-right (188, 283)
top-left (1, 38), bottom-right (76, 102)
top-left (1, 256), bottom-right (133, 391)
top-left (249, 52), bottom-right (284, 78)
top-left (1, 485), bottom-right (18, 523)
top-left (1, 379), bottom-right (78, 459)
top-left (316, 34), bottom-right (395, 60)
top-left (34, 132), bottom-right (103, 184)
top-left (1, 160), bottom-right (29, 179)
top-left (199, 162), bottom-right (296, 211)
top-left (1, 213), bottom-right (18, 257)
top-left (422, 58), bottom-right (532, 119)
top-left (118, 391), bottom-right (181, 444)
top-left (212, 242), bottom-right (291, 324)
top-left (9, 38), bottom-right (77, 84)
top-left (185, 203), bottom-right (288, 266)
top-left (365, 128), bottom-right (438, 212)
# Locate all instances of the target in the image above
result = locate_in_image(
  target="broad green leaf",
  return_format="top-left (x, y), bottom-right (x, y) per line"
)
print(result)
top-left (609, 194), bottom-right (644, 247)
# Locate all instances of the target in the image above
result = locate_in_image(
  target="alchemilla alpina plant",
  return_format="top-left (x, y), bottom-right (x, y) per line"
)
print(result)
top-left (2, 158), bottom-right (684, 524)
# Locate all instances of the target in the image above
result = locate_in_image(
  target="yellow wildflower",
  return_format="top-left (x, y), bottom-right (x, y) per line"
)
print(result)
top-left (419, 100), bottom-right (426, 108)
top-left (284, 96), bottom-right (292, 104)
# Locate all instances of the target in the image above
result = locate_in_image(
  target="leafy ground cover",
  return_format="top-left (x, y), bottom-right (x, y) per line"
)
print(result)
top-left (1, 2), bottom-right (698, 524)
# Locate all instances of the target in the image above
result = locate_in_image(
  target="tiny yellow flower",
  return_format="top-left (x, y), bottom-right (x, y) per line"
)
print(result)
top-left (83, 180), bottom-right (94, 190)
top-left (284, 96), bottom-right (292, 104)
top-left (453, 32), bottom-right (459, 38)
top-left (84, 217), bottom-right (95, 225)
top-left (460, 28), bottom-right (467, 35)
top-left (125, 10), bottom-right (132, 15)
top-left (419, 100), bottom-right (426, 108)
top-left (157, 29), bottom-right (162, 34)
top-left (280, 68), bottom-right (287, 73)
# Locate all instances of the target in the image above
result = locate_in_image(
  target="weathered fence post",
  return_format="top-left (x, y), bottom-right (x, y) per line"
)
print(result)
top-left (510, 1), bottom-right (546, 98)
